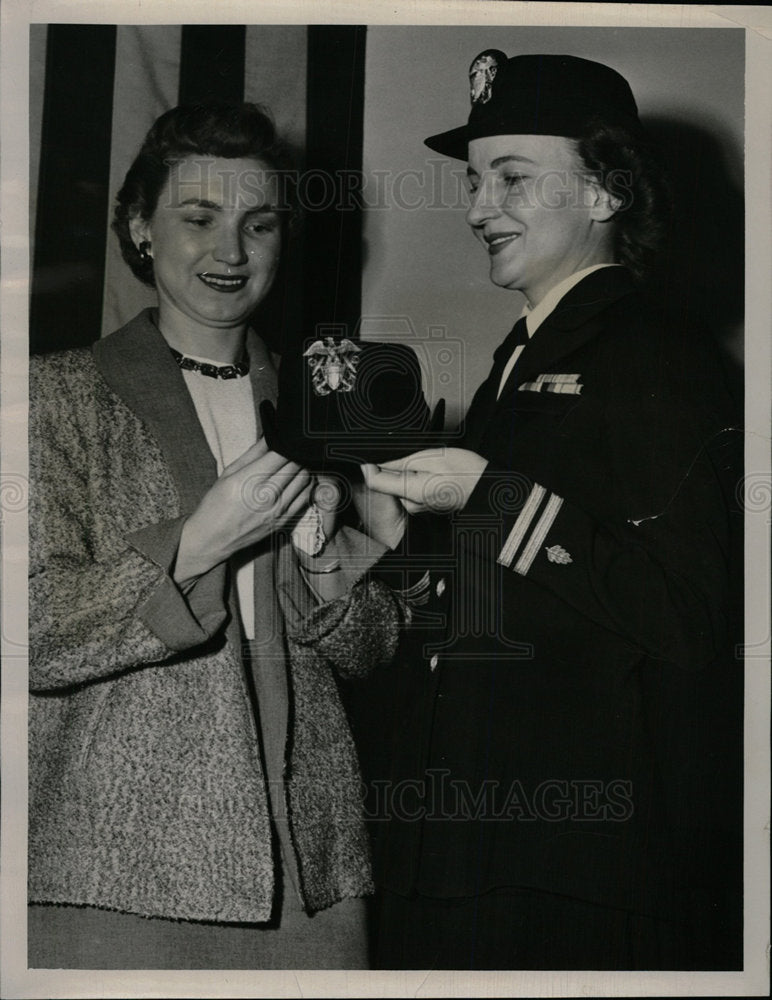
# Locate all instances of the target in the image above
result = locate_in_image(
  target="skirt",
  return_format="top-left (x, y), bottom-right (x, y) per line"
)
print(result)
top-left (28, 865), bottom-right (368, 970)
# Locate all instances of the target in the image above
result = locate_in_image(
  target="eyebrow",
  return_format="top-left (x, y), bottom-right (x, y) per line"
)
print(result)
top-left (467, 154), bottom-right (537, 176)
top-left (491, 155), bottom-right (537, 167)
top-left (175, 198), bottom-right (280, 214)
top-left (176, 198), bottom-right (219, 209)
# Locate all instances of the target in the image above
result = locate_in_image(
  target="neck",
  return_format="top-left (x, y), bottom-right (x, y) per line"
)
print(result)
top-left (155, 304), bottom-right (248, 364)
top-left (523, 255), bottom-right (616, 310)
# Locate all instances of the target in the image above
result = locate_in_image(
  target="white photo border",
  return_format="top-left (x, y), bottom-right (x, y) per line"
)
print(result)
top-left (2, 2), bottom-right (769, 997)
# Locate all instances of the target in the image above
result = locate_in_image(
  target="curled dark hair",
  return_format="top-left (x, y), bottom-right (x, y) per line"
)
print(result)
top-left (112, 102), bottom-right (297, 287)
top-left (575, 120), bottom-right (673, 284)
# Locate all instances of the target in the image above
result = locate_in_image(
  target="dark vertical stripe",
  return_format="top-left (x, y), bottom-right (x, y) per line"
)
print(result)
top-left (303, 26), bottom-right (366, 337)
top-left (30, 25), bottom-right (116, 353)
top-left (178, 26), bottom-right (246, 105)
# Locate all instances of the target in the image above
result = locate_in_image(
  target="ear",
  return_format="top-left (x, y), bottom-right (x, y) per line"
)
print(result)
top-left (128, 214), bottom-right (152, 251)
top-left (587, 180), bottom-right (622, 223)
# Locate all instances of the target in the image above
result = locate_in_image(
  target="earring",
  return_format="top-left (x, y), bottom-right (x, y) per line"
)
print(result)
top-left (138, 241), bottom-right (153, 263)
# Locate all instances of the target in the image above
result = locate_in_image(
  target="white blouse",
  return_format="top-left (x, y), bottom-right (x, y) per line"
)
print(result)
top-left (181, 357), bottom-right (258, 639)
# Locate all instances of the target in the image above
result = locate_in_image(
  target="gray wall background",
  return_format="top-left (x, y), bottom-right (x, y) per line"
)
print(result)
top-left (361, 27), bottom-right (745, 424)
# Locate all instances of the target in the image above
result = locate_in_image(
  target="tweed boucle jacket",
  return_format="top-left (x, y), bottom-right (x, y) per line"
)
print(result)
top-left (29, 309), bottom-right (399, 923)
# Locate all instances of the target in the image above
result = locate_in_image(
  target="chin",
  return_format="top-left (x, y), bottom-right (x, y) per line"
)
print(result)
top-left (488, 265), bottom-right (520, 290)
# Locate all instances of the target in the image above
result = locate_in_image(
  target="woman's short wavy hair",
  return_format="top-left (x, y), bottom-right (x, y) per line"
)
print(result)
top-left (574, 120), bottom-right (673, 284)
top-left (112, 102), bottom-right (297, 287)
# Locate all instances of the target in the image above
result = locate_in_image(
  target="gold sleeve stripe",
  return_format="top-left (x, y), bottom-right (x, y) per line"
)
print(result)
top-left (397, 569), bottom-right (431, 598)
top-left (515, 493), bottom-right (564, 575)
top-left (497, 483), bottom-right (546, 568)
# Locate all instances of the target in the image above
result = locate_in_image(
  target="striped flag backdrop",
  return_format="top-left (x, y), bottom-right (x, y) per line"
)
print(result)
top-left (29, 24), bottom-right (365, 355)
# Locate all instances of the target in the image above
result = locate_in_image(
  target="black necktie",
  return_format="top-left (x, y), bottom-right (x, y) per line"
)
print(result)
top-left (461, 317), bottom-right (529, 449)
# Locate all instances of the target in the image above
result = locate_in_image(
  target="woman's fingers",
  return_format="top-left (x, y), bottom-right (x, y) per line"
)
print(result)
top-left (277, 482), bottom-right (314, 529)
top-left (176, 455), bottom-right (311, 581)
top-left (362, 451), bottom-right (486, 513)
top-left (361, 462), bottom-right (427, 505)
top-left (226, 438), bottom-right (300, 480)
top-left (361, 462), bottom-right (406, 494)
top-left (276, 467), bottom-right (313, 511)
top-left (224, 437), bottom-right (270, 473)
top-left (240, 464), bottom-right (310, 520)
top-left (401, 498), bottom-right (427, 515)
top-left (374, 448), bottom-right (446, 473)
top-left (312, 474), bottom-right (344, 512)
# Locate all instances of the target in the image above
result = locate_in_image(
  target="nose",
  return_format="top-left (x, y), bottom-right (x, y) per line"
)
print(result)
top-left (213, 224), bottom-right (248, 266)
top-left (465, 174), bottom-right (501, 229)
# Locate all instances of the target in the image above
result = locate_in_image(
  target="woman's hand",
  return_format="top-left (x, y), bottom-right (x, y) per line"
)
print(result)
top-left (361, 448), bottom-right (489, 515)
top-left (311, 474), bottom-right (345, 540)
top-left (290, 475), bottom-right (343, 570)
top-left (174, 438), bottom-right (311, 586)
top-left (350, 478), bottom-right (406, 549)
top-left (292, 472), bottom-right (405, 567)
top-left (311, 474), bottom-right (406, 549)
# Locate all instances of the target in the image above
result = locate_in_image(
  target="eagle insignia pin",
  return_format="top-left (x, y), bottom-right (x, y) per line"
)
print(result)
top-left (546, 544), bottom-right (572, 565)
top-left (469, 50), bottom-right (504, 105)
top-left (304, 337), bottom-right (361, 396)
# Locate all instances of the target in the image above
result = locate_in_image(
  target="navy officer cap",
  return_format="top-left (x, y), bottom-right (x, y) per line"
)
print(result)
top-left (425, 51), bottom-right (642, 160)
top-left (260, 337), bottom-right (445, 470)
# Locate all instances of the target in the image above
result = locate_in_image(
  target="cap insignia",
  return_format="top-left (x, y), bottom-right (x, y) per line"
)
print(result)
top-left (469, 50), bottom-right (502, 106)
top-left (304, 337), bottom-right (362, 396)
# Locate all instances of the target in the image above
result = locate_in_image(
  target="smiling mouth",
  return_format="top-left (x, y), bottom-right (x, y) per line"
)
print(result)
top-left (485, 233), bottom-right (521, 256)
top-left (197, 273), bottom-right (249, 292)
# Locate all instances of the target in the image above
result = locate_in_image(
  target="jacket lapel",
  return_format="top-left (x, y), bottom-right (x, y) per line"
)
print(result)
top-left (242, 334), bottom-right (293, 873)
top-left (245, 327), bottom-right (279, 432)
top-left (95, 308), bottom-right (292, 816)
top-left (93, 308), bottom-right (218, 513)
top-left (94, 308), bottom-right (280, 505)
top-left (497, 266), bottom-right (636, 405)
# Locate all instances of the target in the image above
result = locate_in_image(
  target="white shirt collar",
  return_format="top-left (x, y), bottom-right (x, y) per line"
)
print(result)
top-left (521, 264), bottom-right (621, 338)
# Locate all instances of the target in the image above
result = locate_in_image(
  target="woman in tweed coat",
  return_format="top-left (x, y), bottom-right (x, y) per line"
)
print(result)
top-left (28, 102), bottom-right (399, 969)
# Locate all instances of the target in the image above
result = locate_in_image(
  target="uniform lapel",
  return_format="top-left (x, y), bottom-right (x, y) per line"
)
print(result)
top-left (461, 357), bottom-right (507, 449)
top-left (497, 266), bottom-right (636, 405)
top-left (461, 317), bottom-right (528, 448)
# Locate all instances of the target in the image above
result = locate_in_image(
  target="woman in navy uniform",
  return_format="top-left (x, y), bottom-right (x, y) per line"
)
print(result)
top-left (359, 52), bottom-right (742, 969)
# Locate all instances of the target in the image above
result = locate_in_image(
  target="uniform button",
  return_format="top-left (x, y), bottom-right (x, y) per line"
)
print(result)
top-left (429, 654), bottom-right (439, 671)
top-left (435, 577), bottom-right (446, 597)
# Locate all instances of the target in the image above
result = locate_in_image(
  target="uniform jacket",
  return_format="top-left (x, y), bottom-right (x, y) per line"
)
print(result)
top-left (359, 267), bottom-right (742, 922)
top-left (29, 308), bottom-right (399, 923)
